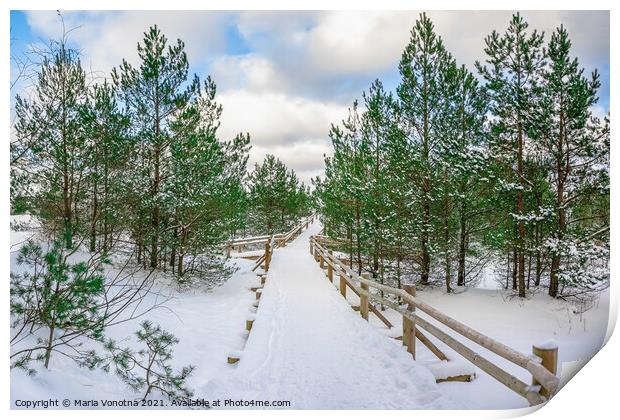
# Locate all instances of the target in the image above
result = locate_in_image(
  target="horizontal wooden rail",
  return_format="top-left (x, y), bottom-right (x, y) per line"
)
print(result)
top-left (276, 215), bottom-right (314, 248)
top-left (230, 233), bottom-right (284, 244)
top-left (309, 235), bottom-right (559, 406)
top-left (311, 242), bottom-right (393, 328)
top-left (226, 215), bottom-right (314, 257)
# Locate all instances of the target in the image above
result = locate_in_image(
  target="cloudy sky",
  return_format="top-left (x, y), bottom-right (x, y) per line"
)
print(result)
top-left (10, 10), bottom-right (610, 184)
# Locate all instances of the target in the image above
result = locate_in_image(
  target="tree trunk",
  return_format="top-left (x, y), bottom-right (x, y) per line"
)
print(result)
top-left (150, 85), bottom-right (162, 268)
top-left (457, 198), bottom-right (467, 286)
top-left (443, 171), bottom-right (451, 293)
top-left (418, 62), bottom-right (432, 286)
top-left (516, 123), bottom-right (526, 298)
top-left (170, 229), bottom-right (177, 275)
top-left (549, 109), bottom-right (567, 298)
top-left (150, 146), bottom-right (160, 269)
top-left (61, 86), bottom-right (72, 249)
top-left (347, 225), bottom-right (353, 270)
top-left (355, 204), bottom-right (362, 275)
top-left (62, 170), bottom-right (72, 248)
top-left (527, 252), bottom-right (532, 289)
top-left (512, 247), bottom-right (518, 290)
top-left (89, 176), bottom-right (98, 252)
top-left (177, 253), bottom-right (184, 277)
top-left (535, 223), bottom-right (541, 286)
top-left (505, 248), bottom-right (510, 289)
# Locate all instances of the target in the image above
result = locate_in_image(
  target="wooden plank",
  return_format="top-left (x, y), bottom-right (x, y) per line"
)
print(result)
top-left (339, 274), bottom-right (347, 298)
top-left (320, 250), bottom-right (560, 396)
top-left (264, 240), bottom-right (271, 272)
top-left (416, 329), bottom-right (449, 361)
top-left (327, 252), bottom-right (333, 282)
top-left (360, 274), bottom-right (369, 321)
top-left (317, 245), bottom-right (393, 328)
top-left (251, 254), bottom-right (266, 272)
top-left (409, 297), bottom-right (559, 394)
top-left (239, 255), bottom-right (261, 260)
top-left (310, 236), bottom-right (557, 404)
top-left (414, 315), bottom-right (544, 406)
top-left (436, 374), bottom-right (472, 383)
top-left (403, 284), bottom-right (416, 359)
top-left (533, 344), bottom-right (558, 399)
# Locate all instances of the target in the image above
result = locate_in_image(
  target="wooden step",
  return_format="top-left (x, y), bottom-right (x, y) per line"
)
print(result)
top-left (436, 374), bottom-right (473, 383)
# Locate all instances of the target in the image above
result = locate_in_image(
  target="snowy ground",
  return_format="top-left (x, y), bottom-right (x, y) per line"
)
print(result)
top-left (203, 222), bottom-right (455, 409)
top-left (326, 259), bottom-right (610, 409)
top-left (10, 215), bottom-right (260, 409)
top-left (10, 216), bottom-right (610, 410)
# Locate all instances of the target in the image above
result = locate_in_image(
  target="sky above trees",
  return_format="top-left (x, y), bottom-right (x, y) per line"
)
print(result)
top-left (10, 10), bottom-right (610, 184)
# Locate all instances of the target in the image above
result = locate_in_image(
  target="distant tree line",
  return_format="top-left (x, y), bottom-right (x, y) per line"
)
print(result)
top-left (11, 25), bottom-right (312, 281)
top-left (314, 13), bottom-right (609, 299)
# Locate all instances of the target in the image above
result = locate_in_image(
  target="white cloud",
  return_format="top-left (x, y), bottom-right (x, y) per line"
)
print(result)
top-left (217, 89), bottom-right (347, 147)
top-left (216, 89), bottom-right (346, 183)
top-left (249, 140), bottom-right (333, 185)
top-left (211, 54), bottom-right (283, 93)
top-left (429, 10), bottom-right (609, 74)
top-left (19, 10), bottom-right (609, 183)
top-left (25, 11), bottom-right (231, 75)
top-left (305, 11), bottom-right (417, 75)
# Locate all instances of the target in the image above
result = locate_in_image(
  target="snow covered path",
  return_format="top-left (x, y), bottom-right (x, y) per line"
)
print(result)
top-left (204, 222), bottom-right (455, 409)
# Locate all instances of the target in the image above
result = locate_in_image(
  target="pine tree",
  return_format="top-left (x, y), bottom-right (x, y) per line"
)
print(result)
top-left (476, 13), bottom-right (546, 297)
top-left (530, 25), bottom-right (608, 297)
top-left (81, 81), bottom-right (131, 253)
top-left (359, 80), bottom-right (398, 285)
top-left (13, 38), bottom-right (88, 248)
top-left (113, 25), bottom-right (199, 269)
top-left (397, 13), bottom-right (457, 285)
top-left (98, 322), bottom-right (194, 402)
top-left (164, 77), bottom-right (251, 277)
top-left (10, 239), bottom-right (106, 370)
top-left (440, 65), bottom-right (489, 289)
top-left (248, 155), bottom-right (308, 235)
top-left (317, 101), bottom-right (368, 273)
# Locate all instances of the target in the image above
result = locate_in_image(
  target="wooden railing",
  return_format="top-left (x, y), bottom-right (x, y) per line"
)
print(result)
top-left (226, 215), bottom-right (315, 273)
top-left (225, 233), bottom-right (283, 258)
top-left (225, 215), bottom-right (314, 258)
top-left (275, 215), bottom-right (314, 248)
top-left (309, 235), bottom-right (560, 406)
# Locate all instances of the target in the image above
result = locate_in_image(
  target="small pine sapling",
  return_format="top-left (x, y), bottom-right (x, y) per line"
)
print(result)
top-left (100, 321), bottom-right (195, 402)
top-left (10, 239), bottom-right (106, 371)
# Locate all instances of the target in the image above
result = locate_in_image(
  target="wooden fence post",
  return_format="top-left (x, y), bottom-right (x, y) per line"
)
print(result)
top-left (264, 240), bottom-right (271, 272)
top-left (226, 242), bottom-right (231, 258)
top-left (403, 284), bottom-right (416, 359)
top-left (320, 253), bottom-right (325, 269)
top-left (327, 251), bottom-right (333, 282)
top-left (360, 273), bottom-right (370, 321)
top-left (339, 274), bottom-right (347, 297)
top-left (309, 241), bottom-right (313, 255)
top-left (532, 343), bottom-right (558, 399)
